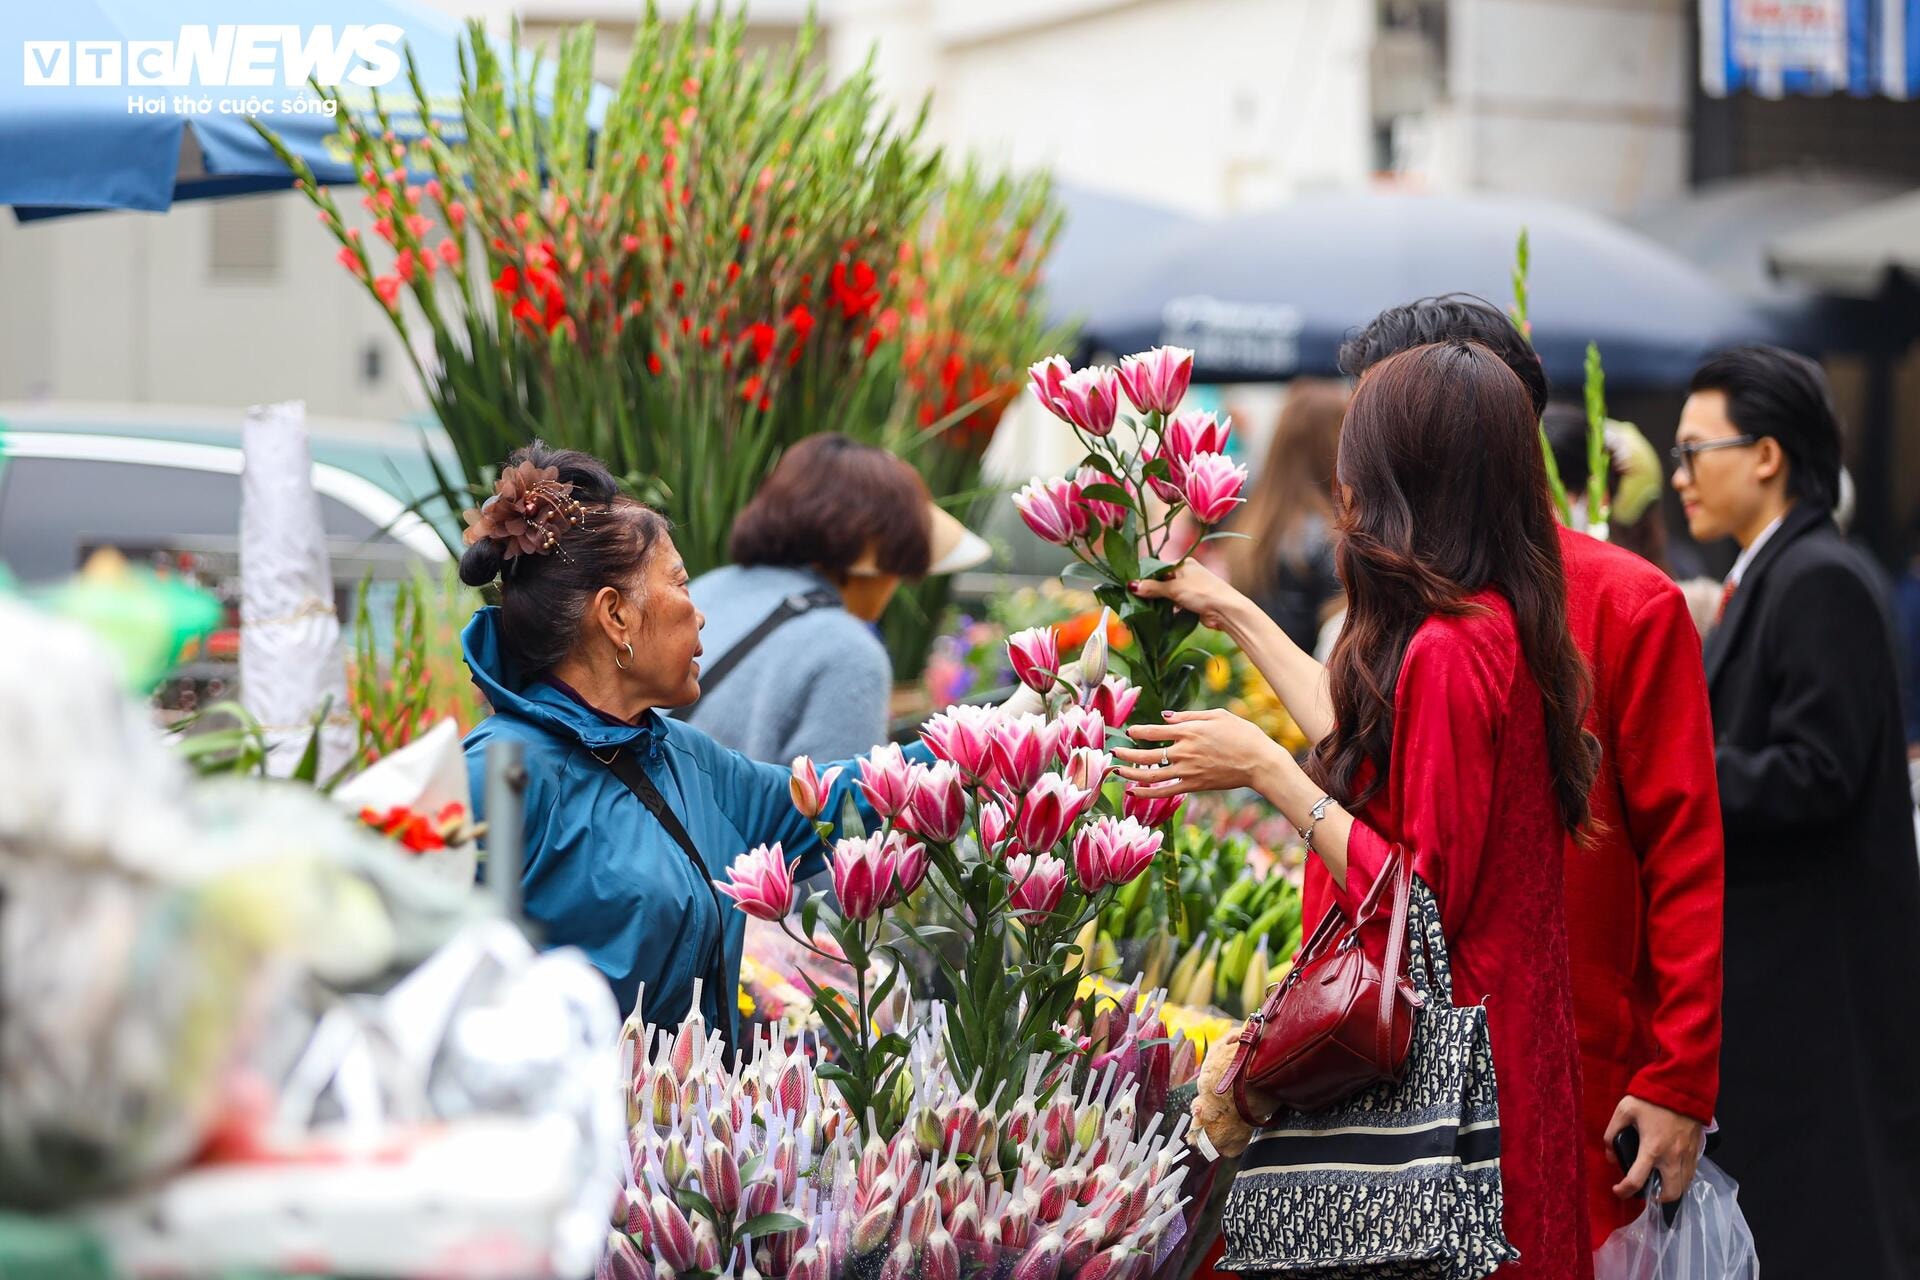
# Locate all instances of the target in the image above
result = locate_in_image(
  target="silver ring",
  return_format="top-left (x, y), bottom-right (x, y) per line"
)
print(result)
top-left (1159, 747), bottom-right (1171, 769)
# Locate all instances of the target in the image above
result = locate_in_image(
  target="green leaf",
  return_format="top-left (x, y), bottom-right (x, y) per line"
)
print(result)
top-left (1101, 528), bottom-right (1140, 584)
top-left (674, 1186), bottom-right (720, 1225)
top-left (739, 1213), bottom-right (807, 1238)
top-left (1080, 482), bottom-right (1132, 509)
top-left (1062, 560), bottom-right (1109, 587)
top-left (839, 791), bottom-right (865, 841)
top-left (1199, 530), bottom-right (1253, 543)
top-left (1093, 583), bottom-right (1128, 613)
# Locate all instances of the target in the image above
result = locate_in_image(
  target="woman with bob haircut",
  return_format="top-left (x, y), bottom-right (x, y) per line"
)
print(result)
top-left (686, 432), bottom-right (945, 764)
top-left (1119, 340), bottom-right (1600, 1275)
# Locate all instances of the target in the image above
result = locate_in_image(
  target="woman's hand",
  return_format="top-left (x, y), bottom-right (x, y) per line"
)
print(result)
top-left (1114, 708), bottom-right (1282, 798)
top-left (1128, 559), bottom-right (1249, 634)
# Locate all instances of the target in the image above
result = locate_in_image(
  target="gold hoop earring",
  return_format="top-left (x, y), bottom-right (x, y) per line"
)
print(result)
top-left (615, 641), bottom-right (633, 671)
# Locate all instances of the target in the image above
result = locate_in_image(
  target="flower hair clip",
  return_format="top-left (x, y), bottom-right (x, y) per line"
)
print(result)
top-left (461, 460), bottom-right (586, 560)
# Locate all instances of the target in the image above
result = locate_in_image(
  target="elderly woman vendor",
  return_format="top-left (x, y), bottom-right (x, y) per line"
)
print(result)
top-left (457, 444), bottom-right (927, 1042)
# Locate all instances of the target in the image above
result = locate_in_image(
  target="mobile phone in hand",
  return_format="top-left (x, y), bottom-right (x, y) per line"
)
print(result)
top-left (1612, 1128), bottom-right (1682, 1227)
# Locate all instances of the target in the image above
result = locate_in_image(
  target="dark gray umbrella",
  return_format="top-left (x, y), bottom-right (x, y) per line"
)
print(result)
top-left (1070, 188), bottom-right (1791, 391)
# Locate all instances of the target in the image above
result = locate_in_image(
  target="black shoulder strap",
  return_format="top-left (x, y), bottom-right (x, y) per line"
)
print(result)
top-left (670, 587), bottom-right (840, 717)
top-left (598, 747), bottom-right (736, 1061)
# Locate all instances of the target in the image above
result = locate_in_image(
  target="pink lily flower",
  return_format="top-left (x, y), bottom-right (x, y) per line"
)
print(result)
top-left (1028, 355), bottom-right (1072, 417)
top-left (1089, 675), bottom-right (1141, 726)
top-left (1007, 852), bottom-right (1068, 924)
top-left (987, 713), bottom-right (1051, 796)
top-left (788, 755), bottom-right (845, 818)
top-left (921, 703), bottom-right (998, 779)
top-left (1181, 451), bottom-right (1249, 524)
top-left (1054, 705), bottom-right (1106, 754)
top-left (1007, 625), bottom-right (1061, 694)
top-left (903, 760), bottom-right (966, 842)
top-left (857, 742), bottom-right (913, 820)
top-left (1115, 345), bottom-right (1194, 415)
top-left (832, 832), bottom-right (895, 920)
top-left (1160, 409), bottom-right (1233, 478)
top-left (1012, 476), bottom-right (1090, 546)
top-left (886, 833), bottom-right (930, 905)
top-left (979, 800), bottom-right (1018, 860)
top-left (1017, 773), bottom-right (1089, 854)
top-left (715, 842), bottom-right (796, 921)
top-left (1122, 786), bottom-right (1184, 828)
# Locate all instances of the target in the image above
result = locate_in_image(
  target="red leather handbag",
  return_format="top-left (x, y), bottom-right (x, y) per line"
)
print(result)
top-left (1214, 844), bottom-right (1424, 1125)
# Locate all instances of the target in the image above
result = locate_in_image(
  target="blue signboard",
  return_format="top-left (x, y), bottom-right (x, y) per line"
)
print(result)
top-left (1701, 0), bottom-right (1919, 98)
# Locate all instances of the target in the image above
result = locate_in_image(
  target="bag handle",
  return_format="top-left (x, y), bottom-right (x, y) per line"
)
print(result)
top-left (1373, 846), bottom-right (1413, 1069)
top-left (666, 587), bottom-right (840, 718)
top-left (599, 747), bottom-right (737, 1063)
top-left (1214, 844), bottom-right (1414, 1127)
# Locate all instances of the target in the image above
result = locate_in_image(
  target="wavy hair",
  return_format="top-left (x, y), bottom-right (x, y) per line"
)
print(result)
top-left (1309, 341), bottom-right (1598, 835)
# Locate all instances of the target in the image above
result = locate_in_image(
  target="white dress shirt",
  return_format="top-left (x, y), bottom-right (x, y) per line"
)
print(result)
top-left (1728, 511), bottom-right (1788, 588)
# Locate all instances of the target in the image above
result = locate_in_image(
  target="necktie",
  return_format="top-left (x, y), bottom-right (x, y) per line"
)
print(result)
top-left (1714, 578), bottom-right (1736, 626)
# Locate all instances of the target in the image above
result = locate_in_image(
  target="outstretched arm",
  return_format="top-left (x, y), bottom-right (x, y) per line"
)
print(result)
top-left (1130, 560), bottom-right (1335, 744)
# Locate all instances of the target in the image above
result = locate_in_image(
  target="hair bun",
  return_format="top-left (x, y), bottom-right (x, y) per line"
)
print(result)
top-left (458, 536), bottom-right (505, 587)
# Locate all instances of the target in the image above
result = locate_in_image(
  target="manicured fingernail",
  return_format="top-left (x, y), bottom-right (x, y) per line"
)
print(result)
top-left (1161, 711), bottom-right (1173, 720)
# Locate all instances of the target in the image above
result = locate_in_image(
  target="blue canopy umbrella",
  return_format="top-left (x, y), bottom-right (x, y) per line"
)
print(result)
top-left (1070, 188), bottom-right (1795, 391)
top-left (0, 0), bottom-right (593, 218)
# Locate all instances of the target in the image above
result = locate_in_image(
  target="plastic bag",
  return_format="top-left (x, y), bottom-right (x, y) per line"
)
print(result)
top-left (1594, 1156), bottom-right (1759, 1280)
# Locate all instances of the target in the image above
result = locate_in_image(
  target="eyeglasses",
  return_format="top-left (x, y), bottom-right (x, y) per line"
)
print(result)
top-left (1669, 435), bottom-right (1758, 474)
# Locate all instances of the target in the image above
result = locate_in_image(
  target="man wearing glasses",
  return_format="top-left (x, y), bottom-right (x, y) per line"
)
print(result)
top-left (1674, 345), bottom-right (1920, 1278)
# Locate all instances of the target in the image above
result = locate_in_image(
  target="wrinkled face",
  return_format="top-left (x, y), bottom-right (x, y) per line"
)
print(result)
top-left (632, 539), bottom-right (705, 706)
top-left (1672, 389), bottom-right (1773, 544)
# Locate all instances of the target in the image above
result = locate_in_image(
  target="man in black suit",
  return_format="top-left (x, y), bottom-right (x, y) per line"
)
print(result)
top-left (1676, 346), bottom-right (1920, 1278)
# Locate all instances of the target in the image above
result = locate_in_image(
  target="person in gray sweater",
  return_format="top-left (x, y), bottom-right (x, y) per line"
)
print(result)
top-left (685, 434), bottom-right (944, 765)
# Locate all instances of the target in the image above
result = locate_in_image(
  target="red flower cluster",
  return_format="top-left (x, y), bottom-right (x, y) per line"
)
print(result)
top-left (829, 259), bottom-right (880, 320)
top-left (359, 801), bottom-right (473, 854)
top-left (494, 240), bottom-right (569, 335)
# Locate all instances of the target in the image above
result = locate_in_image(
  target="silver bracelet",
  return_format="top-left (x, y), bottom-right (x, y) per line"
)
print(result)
top-left (1302, 793), bottom-right (1335, 850)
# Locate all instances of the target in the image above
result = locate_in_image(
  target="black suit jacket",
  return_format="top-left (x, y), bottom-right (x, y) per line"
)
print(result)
top-left (1704, 503), bottom-right (1920, 1279)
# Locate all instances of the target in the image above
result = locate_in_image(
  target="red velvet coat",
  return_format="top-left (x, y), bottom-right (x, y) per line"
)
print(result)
top-left (1309, 593), bottom-right (1590, 1279)
top-left (1555, 529), bottom-right (1724, 1244)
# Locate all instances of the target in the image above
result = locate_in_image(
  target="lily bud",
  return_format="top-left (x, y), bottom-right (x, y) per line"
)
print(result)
top-left (772, 1134), bottom-right (801, 1197)
top-left (702, 1142), bottom-right (741, 1220)
top-left (709, 1108), bottom-right (735, 1150)
top-left (1074, 1102), bottom-right (1105, 1152)
top-left (852, 1201), bottom-right (895, 1255)
top-left (1080, 1245), bottom-right (1131, 1280)
top-left (1079, 608), bottom-right (1113, 690)
top-left (1033, 1171), bottom-right (1069, 1224)
top-left (1039, 1099), bottom-right (1073, 1167)
top-left (924, 1230), bottom-right (961, 1280)
top-left (913, 1105), bottom-right (943, 1156)
top-left (607, 1231), bottom-right (646, 1280)
top-left (691, 1219), bottom-right (722, 1273)
top-left (931, 1164), bottom-right (965, 1219)
top-left (649, 1192), bottom-right (696, 1271)
top-left (1000, 1192), bottom-right (1036, 1251)
top-left (941, 1098), bottom-right (981, 1156)
top-left (625, 1188), bottom-right (651, 1243)
top-left (659, 1134), bottom-right (689, 1188)
top-left (742, 1177), bottom-right (778, 1223)
top-left (904, 1189), bottom-right (941, 1248)
top-left (948, 1202), bottom-right (988, 1269)
top-left (1060, 1216), bottom-right (1106, 1275)
top-left (650, 1072), bottom-right (678, 1128)
top-left (1012, 1232), bottom-right (1065, 1280)
top-left (776, 1058), bottom-right (810, 1116)
top-left (788, 1246), bottom-right (821, 1280)
top-left (1005, 1098), bottom-right (1037, 1145)
top-left (859, 1134), bottom-right (890, 1189)
top-left (878, 1242), bottom-right (916, 1280)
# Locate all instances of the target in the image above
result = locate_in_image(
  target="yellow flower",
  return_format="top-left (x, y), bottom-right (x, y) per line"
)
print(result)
top-left (737, 986), bottom-right (757, 1019)
top-left (1204, 653), bottom-right (1232, 693)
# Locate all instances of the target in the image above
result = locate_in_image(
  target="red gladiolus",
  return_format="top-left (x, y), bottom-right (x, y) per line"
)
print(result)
top-left (406, 213), bottom-right (431, 238)
top-left (745, 322), bottom-right (776, 364)
top-left (437, 239), bottom-right (461, 268)
top-left (447, 200), bottom-right (466, 229)
top-left (620, 233), bottom-right (641, 253)
top-left (395, 248), bottom-right (416, 283)
top-left (373, 216), bottom-right (395, 244)
top-left (647, 353), bottom-right (664, 376)
top-left (373, 275), bottom-right (402, 308)
top-left (830, 260), bottom-right (881, 320)
top-left (726, 262), bottom-right (741, 285)
top-left (738, 223), bottom-right (753, 243)
top-left (492, 264), bottom-right (520, 294)
top-left (741, 374), bottom-right (763, 402)
top-left (336, 245), bottom-right (366, 278)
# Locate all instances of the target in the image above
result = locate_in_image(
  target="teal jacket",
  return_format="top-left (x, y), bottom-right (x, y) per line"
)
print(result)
top-left (461, 606), bottom-right (914, 1033)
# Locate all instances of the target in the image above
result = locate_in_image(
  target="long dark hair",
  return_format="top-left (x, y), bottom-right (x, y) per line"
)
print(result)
top-left (458, 443), bottom-right (672, 674)
top-left (1309, 341), bottom-right (1598, 835)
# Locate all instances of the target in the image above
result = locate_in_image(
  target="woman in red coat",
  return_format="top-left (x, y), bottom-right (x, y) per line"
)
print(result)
top-left (1119, 339), bottom-right (1600, 1278)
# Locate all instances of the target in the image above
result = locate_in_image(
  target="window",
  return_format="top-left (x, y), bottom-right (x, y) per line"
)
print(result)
top-left (209, 197), bottom-right (281, 281)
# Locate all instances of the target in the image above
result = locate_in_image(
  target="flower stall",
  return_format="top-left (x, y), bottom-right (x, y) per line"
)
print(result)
top-left (258, 6), bottom-right (1065, 679)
